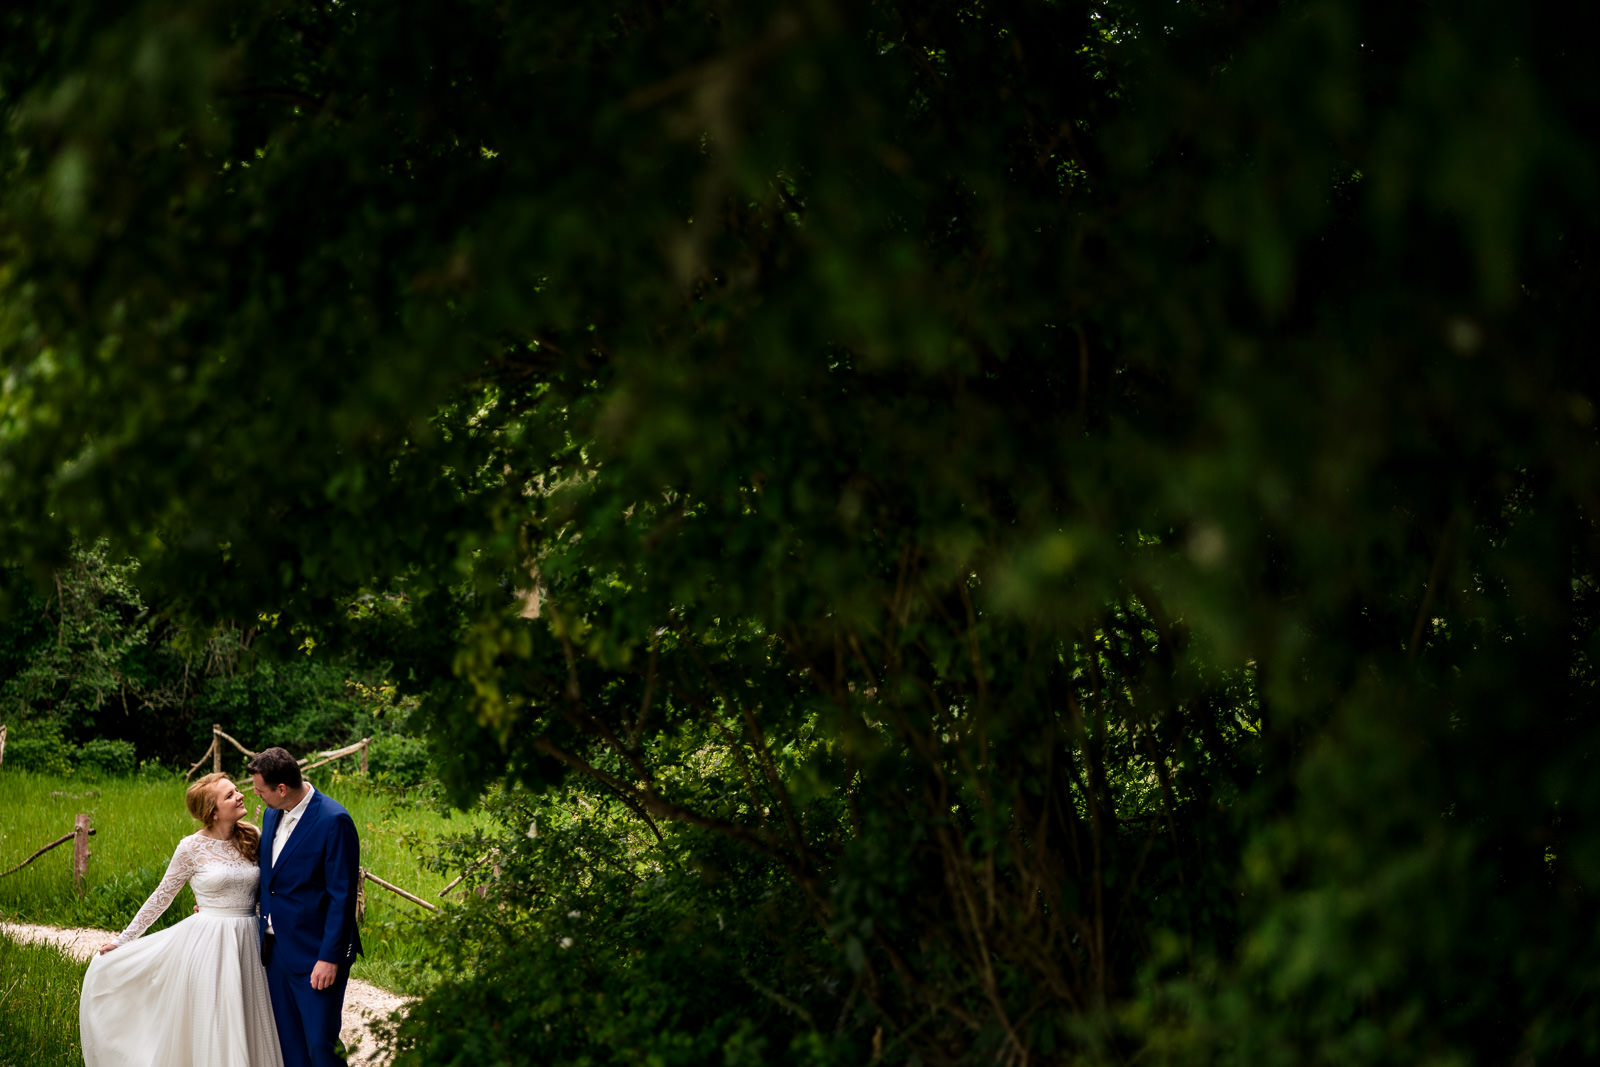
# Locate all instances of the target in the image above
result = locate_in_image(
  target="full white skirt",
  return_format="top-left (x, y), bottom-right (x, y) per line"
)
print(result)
top-left (80, 910), bottom-right (283, 1067)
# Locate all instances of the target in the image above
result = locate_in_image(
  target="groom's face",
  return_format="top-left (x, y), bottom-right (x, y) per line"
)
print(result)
top-left (251, 773), bottom-right (294, 811)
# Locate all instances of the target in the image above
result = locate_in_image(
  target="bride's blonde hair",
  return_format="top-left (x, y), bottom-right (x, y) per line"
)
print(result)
top-left (186, 772), bottom-right (262, 863)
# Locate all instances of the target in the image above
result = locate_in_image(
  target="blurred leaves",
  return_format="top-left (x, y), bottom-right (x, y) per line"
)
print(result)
top-left (4, 0), bottom-right (1600, 1063)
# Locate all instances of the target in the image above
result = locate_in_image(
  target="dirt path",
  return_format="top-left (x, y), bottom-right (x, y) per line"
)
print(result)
top-left (0, 921), bottom-right (410, 1066)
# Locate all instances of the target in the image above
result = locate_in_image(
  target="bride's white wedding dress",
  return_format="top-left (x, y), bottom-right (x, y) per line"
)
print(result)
top-left (80, 832), bottom-right (283, 1067)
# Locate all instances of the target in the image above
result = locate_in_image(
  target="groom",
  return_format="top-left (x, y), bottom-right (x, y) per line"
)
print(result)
top-left (248, 746), bottom-right (364, 1067)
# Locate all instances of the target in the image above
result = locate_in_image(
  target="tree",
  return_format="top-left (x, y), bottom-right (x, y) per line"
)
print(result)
top-left (0, 541), bottom-right (391, 768)
top-left (3, 0), bottom-right (1599, 1062)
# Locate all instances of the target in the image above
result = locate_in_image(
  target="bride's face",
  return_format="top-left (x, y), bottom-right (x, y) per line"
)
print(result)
top-left (212, 779), bottom-right (249, 824)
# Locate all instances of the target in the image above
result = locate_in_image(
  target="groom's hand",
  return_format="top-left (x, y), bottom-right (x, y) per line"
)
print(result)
top-left (310, 960), bottom-right (339, 990)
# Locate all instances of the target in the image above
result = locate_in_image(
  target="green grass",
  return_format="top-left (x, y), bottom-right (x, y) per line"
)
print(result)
top-left (0, 768), bottom-right (489, 995)
top-left (0, 936), bottom-right (88, 1067)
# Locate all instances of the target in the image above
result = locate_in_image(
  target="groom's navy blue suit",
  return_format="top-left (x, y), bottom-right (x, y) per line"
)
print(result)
top-left (259, 788), bottom-right (363, 1067)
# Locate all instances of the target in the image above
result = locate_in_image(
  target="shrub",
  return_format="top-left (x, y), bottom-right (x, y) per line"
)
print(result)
top-left (5, 732), bottom-right (75, 777)
top-left (137, 759), bottom-right (180, 781)
top-left (392, 790), bottom-right (859, 1067)
top-left (195, 657), bottom-right (377, 762)
top-left (75, 738), bottom-right (137, 777)
top-left (366, 733), bottom-right (433, 788)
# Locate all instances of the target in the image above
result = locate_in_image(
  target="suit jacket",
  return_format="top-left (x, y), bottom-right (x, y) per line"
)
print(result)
top-left (258, 788), bottom-right (364, 974)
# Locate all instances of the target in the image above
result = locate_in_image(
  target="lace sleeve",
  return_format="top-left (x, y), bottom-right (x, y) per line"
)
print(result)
top-left (111, 836), bottom-right (198, 947)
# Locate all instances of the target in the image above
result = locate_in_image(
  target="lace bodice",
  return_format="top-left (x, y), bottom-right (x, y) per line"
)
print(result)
top-left (112, 833), bottom-right (259, 947)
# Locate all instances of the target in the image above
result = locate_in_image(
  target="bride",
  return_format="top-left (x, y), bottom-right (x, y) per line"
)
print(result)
top-left (80, 772), bottom-right (284, 1067)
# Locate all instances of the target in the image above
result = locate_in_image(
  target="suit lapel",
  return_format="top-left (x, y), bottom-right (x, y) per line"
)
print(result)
top-left (260, 806), bottom-right (279, 889)
top-left (272, 790), bottom-right (321, 872)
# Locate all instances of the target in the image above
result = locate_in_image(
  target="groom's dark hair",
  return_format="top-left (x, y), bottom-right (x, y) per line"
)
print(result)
top-left (246, 746), bottom-right (303, 790)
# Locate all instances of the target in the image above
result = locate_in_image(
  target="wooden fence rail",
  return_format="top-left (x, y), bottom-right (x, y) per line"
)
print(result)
top-left (1, 815), bottom-right (449, 918)
top-left (362, 868), bottom-right (439, 913)
top-left (0, 816), bottom-right (95, 894)
top-left (187, 726), bottom-right (370, 780)
top-left (1, 727), bottom-right (460, 915)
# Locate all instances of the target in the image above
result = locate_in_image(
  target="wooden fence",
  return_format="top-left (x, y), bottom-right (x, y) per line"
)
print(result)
top-left (0, 815), bottom-right (445, 917)
top-left (0, 814), bottom-right (447, 919)
top-left (187, 725), bottom-right (370, 780)
top-left (0, 725), bottom-right (470, 917)
top-left (0, 815), bottom-right (96, 895)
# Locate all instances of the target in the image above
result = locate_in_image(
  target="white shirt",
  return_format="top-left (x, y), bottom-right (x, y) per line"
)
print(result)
top-left (266, 782), bottom-right (315, 934)
top-left (270, 782), bottom-right (316, 866)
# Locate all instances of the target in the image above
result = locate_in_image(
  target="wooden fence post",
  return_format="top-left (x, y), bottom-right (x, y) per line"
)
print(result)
top-left (360, 738), bottom-right (370, 776)
top-left (213, 724), bottom-right (222, 774)
top-left (73, 813), bottom-right (92, 896)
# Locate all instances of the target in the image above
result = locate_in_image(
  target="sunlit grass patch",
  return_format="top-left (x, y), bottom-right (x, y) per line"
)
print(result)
top-left (0, 769), bottom-right (489, 995)
top-left (0, 770), bottom-right (197, 935)
top-left (0, 934), bottom-right (88, 1067)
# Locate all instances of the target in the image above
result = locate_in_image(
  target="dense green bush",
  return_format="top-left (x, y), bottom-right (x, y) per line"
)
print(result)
top-left (7, 1), bottom-right (1600, 1064)
top-left (0, 546), bottom-right (153, 750)
top-left (5, 732), bottom-right (153, 778)
top-left (0, 545), bottom-right (426, 772)
top-left (74, 738), bottom-right (137, 778)
top-left (5, 732), bottom-right (74, 777)
top-left (365, 733), bottom-right (434, 789)
top-left (396, 789), bottom-right (857, 1067)
top-left (191, 657), bottom-right (381, 762)
top-left (137, 759), bottom-right (182, 782)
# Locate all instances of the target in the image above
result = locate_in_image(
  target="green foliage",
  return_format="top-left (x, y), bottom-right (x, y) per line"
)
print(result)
top-left (0, 936), bottom-right (89, 1067)
top-left (365, 733), bottom-right (434, 790)
top-left (394, 789), bottom-right (860, 1067)
top-left (0, 543), bottom-right (154, 743)
top-left (5, 730), bottom-right (74, 776)
top-left (7, 730), bottom-right (172, 779)
top-left (74, 737), bottom-right (136, 777)
top-left (191, 654), bottom-right (379, 761)
top-left (4, 1), bottom-right (1600, 1064)
top-left (0, 541), bottom-right (425, 771)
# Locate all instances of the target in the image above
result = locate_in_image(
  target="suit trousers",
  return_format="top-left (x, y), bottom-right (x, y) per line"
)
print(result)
top-left (263, 940), bottom-right (349, 1067)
